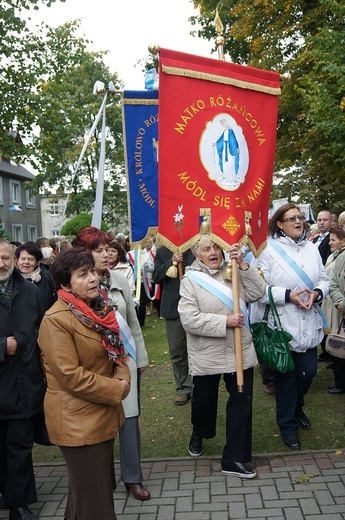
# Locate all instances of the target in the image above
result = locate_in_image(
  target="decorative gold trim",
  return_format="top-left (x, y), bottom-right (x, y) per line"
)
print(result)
top-left (122, 98), bottom-right (159, 106)
top-left (156, 231), bottom-right (268, 257)
top-left (131, 226), bottom-right (159, 249)
top-left (156, 233), bottom-right (200, 254)
top-left (161, 64), bottom-right (281, 96)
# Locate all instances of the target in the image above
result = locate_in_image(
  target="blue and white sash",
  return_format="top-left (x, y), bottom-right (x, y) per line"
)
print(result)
top-left (267, 238), bottom-right (328, 327)
top-left (115, 310), bottom-right (137, 362)
top-left (184, 270), bottom-right (249, 329)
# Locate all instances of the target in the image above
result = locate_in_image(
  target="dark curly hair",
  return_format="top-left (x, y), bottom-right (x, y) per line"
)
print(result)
top-left (15, 241), bottom-right (43, 263)
top-left (51, 247), bottom-right (95, 289)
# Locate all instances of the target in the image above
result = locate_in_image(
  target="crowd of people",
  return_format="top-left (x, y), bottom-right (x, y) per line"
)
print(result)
top-left (0, 207), bottom-right (344, 518)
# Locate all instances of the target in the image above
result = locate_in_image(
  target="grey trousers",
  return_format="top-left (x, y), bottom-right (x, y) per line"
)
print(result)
top-left (165, 318), bottom-right (192, 395)
top-left (119, 416), bottom-right (143, 483)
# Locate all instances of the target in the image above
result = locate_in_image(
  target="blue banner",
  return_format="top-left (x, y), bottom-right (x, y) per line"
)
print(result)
top-left (122, 90), bottom-right (159, 245)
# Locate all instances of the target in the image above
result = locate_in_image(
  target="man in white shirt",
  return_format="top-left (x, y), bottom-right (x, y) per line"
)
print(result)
top-left (313, 210), bottom-right (332, 362)
top-left (313, 210), bottom-right (332, 265)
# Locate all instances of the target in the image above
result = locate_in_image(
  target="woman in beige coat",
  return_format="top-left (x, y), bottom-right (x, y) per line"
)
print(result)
top-left (178, 236), bottom-right (265, 479)
top-left (38, 248), bottom-right (130, 520)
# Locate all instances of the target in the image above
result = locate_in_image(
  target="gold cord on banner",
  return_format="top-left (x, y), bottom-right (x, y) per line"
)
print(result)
top-left (166, 261), bottom-right (178, 278)
top-left (200, 208), bottom-right (211, 235)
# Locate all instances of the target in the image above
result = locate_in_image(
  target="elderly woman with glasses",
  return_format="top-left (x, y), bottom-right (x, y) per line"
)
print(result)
top-left (250, 203), bottom-right (329, 451)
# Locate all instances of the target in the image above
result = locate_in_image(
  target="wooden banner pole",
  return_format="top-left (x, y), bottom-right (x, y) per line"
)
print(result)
top-left (231, 257), bottom-right (244, 392)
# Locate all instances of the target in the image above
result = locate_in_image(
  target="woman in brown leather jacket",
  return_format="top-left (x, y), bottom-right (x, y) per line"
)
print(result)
top-left (38, 248), bottom-right (130, 520)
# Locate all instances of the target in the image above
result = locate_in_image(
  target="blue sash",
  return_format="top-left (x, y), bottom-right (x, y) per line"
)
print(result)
top-left (267, 238), bottom-right (328, 327)
top-left (115, 310), bottom-right (137, 362)
top-left (184, 271), bottom-right (249, 329)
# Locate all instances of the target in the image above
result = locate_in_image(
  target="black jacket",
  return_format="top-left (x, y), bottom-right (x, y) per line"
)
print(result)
top-left (313, 234), bottom-right (331, 265)
top-left (0, 269), bottom-right (46, 419)
top-left (153, 246), bottom-right (194, 320)
top-left (32, 267), bottom-right (57, 313)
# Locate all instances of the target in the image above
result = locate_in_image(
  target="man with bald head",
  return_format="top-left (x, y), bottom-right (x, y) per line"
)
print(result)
top-left (0, 240), bottom-right (45, 520)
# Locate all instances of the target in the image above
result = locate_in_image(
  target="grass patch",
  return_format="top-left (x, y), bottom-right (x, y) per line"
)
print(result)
top-left (33, 313), bottom-right (345, 463)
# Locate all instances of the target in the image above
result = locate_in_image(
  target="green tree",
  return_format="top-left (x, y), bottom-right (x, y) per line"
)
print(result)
top-left (1, 0), bottom-right (62, 160)
top-left (60, 213), bottom-right (107, 236)
top-left (191, 0), bottom-right (345, 211)
top-left (2, 2), bottom-right (128, 228)
top-left (29, 26), bottom-right (127, 227)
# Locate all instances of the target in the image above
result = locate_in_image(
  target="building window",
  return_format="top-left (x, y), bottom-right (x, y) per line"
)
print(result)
top-left (26, 189), bottom-right (36, 208)
top-left (50, 203), bottom-right (60, 216)
top-left (27, 225), bottom-right (37, 242)
top-left (11, 224), bottom-right (23, 243)
top-left (10, 181), bottom-right (21, 204)
top-left (0, 177), bottom-right (3, 205)
top-left (51, 230), bottom-right (60, 237)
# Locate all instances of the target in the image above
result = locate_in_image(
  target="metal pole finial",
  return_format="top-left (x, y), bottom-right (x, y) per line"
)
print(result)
top-left (214, 8), bottom-right (225, 61)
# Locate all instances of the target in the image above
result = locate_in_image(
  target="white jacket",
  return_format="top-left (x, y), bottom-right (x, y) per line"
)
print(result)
top-left (250, 235), bottom-right (330, 352)
top-left (108, 270), bottom-right (148, 417)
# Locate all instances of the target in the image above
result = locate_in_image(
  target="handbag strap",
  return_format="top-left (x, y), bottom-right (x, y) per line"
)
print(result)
top-left (267, 286), bottom-right (283, 329)
top-left (337, 318), bottom-right (345, 334)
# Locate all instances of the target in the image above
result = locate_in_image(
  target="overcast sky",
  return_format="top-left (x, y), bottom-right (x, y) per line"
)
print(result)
top-left (27, 0), bottom-right (218, 90)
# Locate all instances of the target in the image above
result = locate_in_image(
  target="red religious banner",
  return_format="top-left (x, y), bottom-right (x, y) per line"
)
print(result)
top-left (158, 48), bottom-right (281, 255)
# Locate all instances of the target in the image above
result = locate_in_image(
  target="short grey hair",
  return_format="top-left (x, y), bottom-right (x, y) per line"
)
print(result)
top-left (192, 234), bottom-right (220, 256)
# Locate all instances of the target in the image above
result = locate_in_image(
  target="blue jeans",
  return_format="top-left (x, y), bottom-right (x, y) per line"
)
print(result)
top-left (274, 347), bottom-right (318, 437)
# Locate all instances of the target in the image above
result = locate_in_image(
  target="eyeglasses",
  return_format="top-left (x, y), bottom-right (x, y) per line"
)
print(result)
top-left (280, 215), bottom-right (306, 223)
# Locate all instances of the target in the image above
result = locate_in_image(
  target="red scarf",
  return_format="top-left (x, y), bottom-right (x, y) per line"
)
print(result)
top-left (58, 289), bottom-right (127, 364)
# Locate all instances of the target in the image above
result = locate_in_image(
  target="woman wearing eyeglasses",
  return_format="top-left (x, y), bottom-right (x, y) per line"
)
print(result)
top-left (250, 203), bottom-right (330, 450)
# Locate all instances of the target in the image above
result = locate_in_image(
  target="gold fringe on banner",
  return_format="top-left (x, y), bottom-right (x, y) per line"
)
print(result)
top-left (161, 64), bottom-right (281, 96)
top-left (122, 98), bottom-right (159, 106)
top-left (156, 232), bottom-right (267, 258)
top-left (156, 233), bottom-right (200, 255)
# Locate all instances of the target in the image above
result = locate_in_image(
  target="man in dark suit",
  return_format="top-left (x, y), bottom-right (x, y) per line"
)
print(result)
top-left (312, 210), bottom-right (332, 265)
top-left (153, 246), bottom-right (194, 405)
top-left (312, 211), bottom-right (332, 362)
top-left (0, 240), bottom-right (45, 520)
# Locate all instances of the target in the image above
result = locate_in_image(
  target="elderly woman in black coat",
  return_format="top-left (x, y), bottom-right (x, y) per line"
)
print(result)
top-left (15, 242), bottom-right (56, 312)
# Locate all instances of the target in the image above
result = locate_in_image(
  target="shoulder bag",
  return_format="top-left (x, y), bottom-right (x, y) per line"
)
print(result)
top-left (251, 286), bottom-right (295, 373)
top-left (325, 319), bottom-right (345, 359)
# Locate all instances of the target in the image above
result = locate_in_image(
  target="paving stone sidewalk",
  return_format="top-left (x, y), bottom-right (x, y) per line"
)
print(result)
top-left (1, 450), bottom-right (344, 519)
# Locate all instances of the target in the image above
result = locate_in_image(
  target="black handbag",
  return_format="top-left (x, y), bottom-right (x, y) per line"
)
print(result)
top-left (325, 319), bottom-right (345, 359)
top-left (251, 286), bottom-right (295, 373)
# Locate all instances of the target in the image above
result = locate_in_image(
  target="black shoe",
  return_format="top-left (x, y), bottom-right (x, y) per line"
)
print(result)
top-left (0, 494), bottom-right (6, 509)
top-left (9, 507), bottom-right (38, 520)
top-left (318, 353), bottom-right (329, 362)
top-left (326, 362), bottom-right (333, 369)
top-left (188, 431), bottom-right (203, 457)
top-left (295, 410), bottom-right (311, 429)
top-left (221, 461), bottom-right (257, 479)
top-left (283, 435), bottom-right (301, 450)
top-left (328, 386), bottom-right (345, 394)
